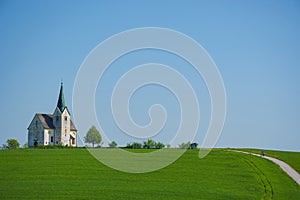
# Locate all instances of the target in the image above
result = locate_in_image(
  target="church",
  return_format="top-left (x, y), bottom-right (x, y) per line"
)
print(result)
top-left (27, 83), bottom-right (77, 147)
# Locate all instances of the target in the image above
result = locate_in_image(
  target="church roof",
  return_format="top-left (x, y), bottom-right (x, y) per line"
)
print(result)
top-left (70, 120), bottom-right (77, 131)
top-left (37, 114), bottom-right (55, 129)
top-left (57, 82), bottom-right (66, 112)
top-left (37, 113), bottom-right (77, 131)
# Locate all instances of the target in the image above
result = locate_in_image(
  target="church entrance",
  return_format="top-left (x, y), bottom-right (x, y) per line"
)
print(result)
top-left (34, 140), bottom-right (38, 147)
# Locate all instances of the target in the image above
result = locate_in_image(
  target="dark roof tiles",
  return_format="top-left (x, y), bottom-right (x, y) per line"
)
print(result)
top-left (37, 114), bottom-right (55, 129)
top-left (37, 113), bottom-right (77, 131)
top-left (70, 120), bottom-right (77, 131)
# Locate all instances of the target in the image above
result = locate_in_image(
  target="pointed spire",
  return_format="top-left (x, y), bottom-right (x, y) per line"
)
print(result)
top-left (57, 82), bottom-right (66, 112)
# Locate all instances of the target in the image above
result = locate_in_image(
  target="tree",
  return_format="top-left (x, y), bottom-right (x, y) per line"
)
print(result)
top-left (108, 141), bottom-right (117, 148)
top-left (126, 142), bottom-right (132, 148)
top-left (155, 142), bottom-right (165, 149)
top-left (6, 139), bottom-right (20, 149)
top-left (84, 126), bottom-right (102, 147)
top-left (143, 139), bottom-right (156, 149)
top-left (132, 142), bottom-right (142, 149)
top-left (178, 141), bottom-right (191, 149)
top-left (125, 142), bottom-right (142, 149)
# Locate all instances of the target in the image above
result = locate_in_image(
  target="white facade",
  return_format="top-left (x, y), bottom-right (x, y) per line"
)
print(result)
top-left (27, 83), bottom-right (77, 147)
top-left (44, 129), bottom-right (54, 145)
top-left (27, 112), bottom-right (77, 147)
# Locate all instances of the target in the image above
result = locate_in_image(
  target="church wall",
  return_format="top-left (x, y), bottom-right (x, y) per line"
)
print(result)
top-left (44, 129), bottom-right (54, 145)
top-left (61, 109), bottom-right (71, 146)
top-left (53, 108), bottom-right (62, 145)
top-left (28, 128), bottom-right (44, 147)
top-left (28, 131), bottom-right (34, 147)
top-left (38, 129), bottom-right (44, 145)
top-left (55, 130), bottom-right (61, 145)
top-left (28, 115), bottom-right (44, 147)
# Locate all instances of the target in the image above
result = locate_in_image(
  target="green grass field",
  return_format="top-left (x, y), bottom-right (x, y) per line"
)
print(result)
top-left (0, 148), bottom-right (299, 199)
top-left (237, 148), bottom-right (300, 174)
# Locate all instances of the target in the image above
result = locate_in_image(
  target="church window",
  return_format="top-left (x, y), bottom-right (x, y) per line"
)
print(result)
top-left (50, 136), bottom-right (54, 143)
top-left (48, 130), bottom-right (51, 134)
top-left (72, 138), bottom-right (76, 145)
top-left (35, 120), bottom-right (38, 128)
top-left (64, 116), bottom-right (67, 121)
top-left (56, 116), bottom-right (59, 121)
top-left (65, 129), bottom-right (67, 133)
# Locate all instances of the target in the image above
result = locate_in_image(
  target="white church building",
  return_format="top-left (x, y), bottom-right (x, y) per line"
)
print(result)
top-left (27, 83), bottom-right (77, 147)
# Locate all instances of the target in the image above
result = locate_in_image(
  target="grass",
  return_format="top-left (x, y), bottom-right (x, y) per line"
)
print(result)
top-left (0, 148), bottom-right (299, 199)
top-left (236, 148), bottom-right (300, 174)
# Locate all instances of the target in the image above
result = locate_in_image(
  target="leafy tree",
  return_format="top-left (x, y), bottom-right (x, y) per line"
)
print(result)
top-left (126, 142), bottom-right (132, 148)
top-left (132, 142), bottom-right (142, 149)
top-left (6, 139), bottom-right (20, 149)
top-left (155, 142), bottom-right (165, 149)
top-left (178, 141), bottom-right (191, 149)
top-left (96, 142), bottom-right (104, 148)
top-left (178, 143), bottom-right (184, 149)
top-left (84, 126), bottom-right (102, 147)
top-left (125, 142), bottom-right (142, 149)
top-left (143, 139), bottom-right (156, 149)
top-left (108, 141), bottom-right (117, 148)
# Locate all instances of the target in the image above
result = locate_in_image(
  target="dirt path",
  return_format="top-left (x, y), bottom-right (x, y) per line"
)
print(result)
top-left (230, 150), bottom-right (300, 186)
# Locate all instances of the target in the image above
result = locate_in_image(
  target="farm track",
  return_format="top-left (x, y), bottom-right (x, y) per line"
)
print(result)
top-left (230, 150), bottom-right (300, 186)
top-left (240, 154), bottom-right (273, 200)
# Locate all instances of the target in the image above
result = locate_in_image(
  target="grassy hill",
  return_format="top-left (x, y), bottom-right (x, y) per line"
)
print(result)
top-left (236, 148), bottom-right (300, 174)
top-left (0, 148), bottom-right (299, 199)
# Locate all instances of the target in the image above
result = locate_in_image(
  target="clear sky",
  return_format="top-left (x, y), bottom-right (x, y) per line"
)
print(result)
top-left (0, 0), bottom-right (299, 151)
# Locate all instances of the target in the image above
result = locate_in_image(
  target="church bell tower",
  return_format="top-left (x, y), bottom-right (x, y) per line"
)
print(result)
top-left (53, 82), bottom-right (71, 146)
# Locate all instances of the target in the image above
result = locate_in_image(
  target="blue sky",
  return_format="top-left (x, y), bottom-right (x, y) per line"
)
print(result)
top-left (0, 0), bottom-right (299, 151)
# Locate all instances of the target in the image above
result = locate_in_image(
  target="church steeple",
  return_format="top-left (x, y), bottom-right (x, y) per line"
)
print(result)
top-left (57, 82), bottom-right (66, 112)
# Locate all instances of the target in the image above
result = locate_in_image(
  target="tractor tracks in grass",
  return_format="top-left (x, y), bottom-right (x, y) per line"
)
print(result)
top-left (240, 154), bottom-right (273, 200)
top-left (230, 150), bottom-right (300, 186)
